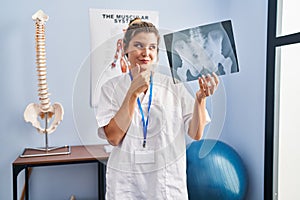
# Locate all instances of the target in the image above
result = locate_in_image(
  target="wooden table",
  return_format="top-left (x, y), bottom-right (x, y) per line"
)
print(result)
top-left (12, 145), bottom-right (110, 200)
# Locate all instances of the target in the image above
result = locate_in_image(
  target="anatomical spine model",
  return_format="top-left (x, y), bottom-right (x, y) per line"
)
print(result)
top-left (24, 10), bottom-right (64, 134)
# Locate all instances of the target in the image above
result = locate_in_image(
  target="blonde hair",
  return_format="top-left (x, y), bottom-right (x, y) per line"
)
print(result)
top-left (123, 17), bottom-right (160, 52)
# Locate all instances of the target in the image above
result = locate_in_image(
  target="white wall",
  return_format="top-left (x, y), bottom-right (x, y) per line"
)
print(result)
top-left (0, 0), bottom-right (267, 199)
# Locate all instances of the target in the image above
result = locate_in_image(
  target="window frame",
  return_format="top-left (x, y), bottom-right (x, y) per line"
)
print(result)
top-left (265, 0), bottom-right (300, 199)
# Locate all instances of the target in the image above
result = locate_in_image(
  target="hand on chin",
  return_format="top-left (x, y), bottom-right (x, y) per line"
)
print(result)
top-left (138, 64), bottom-right (149, 73)
top-left (131, 63), bottom-right (150, 77)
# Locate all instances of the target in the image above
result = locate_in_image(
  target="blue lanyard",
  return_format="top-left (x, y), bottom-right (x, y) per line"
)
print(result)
top-left (129, 71), bottom-right (153, 148)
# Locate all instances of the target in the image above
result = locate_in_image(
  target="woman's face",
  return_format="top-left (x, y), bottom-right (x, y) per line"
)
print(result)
top-left (126, 32), bottom-right (158, 71)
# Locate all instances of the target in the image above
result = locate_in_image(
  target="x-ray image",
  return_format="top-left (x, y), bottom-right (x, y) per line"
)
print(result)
top-left (163, 20), bottom-right (239, 83)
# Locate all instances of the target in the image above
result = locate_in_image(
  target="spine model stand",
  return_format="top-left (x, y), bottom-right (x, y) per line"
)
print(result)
top-left (22, 10), bottom-right (68, 157)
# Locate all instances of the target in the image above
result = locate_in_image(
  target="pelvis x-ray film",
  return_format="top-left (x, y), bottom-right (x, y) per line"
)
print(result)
top-left (163, 20), bottom-right (239, 83)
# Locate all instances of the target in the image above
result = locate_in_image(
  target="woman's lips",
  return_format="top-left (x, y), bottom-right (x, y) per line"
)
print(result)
top-left (140, 59), bottom-right (150, 64)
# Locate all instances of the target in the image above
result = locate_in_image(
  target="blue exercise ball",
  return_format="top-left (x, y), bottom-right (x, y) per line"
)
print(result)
top-left (186, 139), bottom-right (248, 200)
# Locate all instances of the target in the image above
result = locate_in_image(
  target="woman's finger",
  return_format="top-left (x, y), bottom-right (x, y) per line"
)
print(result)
top-left (198, 77), bottom-right (205, 91)
top-left (131, 64), bottom-right (140, 79)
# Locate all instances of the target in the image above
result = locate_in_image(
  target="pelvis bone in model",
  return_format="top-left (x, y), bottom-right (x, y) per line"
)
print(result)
top-left (24, 10), bottom-right (64, 134)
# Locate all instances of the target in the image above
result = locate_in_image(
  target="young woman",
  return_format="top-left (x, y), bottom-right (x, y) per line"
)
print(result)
top-left (96, 18), bottom-right (219, 199)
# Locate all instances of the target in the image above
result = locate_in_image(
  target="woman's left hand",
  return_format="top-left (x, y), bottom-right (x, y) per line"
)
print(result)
top-left (196, 72), bottom-right (219, 103)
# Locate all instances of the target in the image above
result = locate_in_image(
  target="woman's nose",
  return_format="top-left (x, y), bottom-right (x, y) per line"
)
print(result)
top-left (141, 48), bottom-right (150, 56)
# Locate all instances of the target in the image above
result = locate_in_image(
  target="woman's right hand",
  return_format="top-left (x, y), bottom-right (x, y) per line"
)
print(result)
top-left (104, 63), bottom-right (152, 146)
top-left (128, 64), bottom-right (151, 97)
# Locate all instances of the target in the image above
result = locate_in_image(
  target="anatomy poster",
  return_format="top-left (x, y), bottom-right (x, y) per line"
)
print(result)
top-left (89, 8), bottom-right (159, 106)
top-left (163, 20), bottom-right (239, 83)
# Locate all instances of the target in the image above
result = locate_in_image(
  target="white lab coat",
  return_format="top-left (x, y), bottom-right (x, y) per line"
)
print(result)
top-left (96, 72), bottom-right (210, 200)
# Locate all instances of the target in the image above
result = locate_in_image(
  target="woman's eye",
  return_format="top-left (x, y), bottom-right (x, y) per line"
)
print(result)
top-left (149, 45), bottom-right (157, 50)
top-left (134, 43), bottom-right (143, 49)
